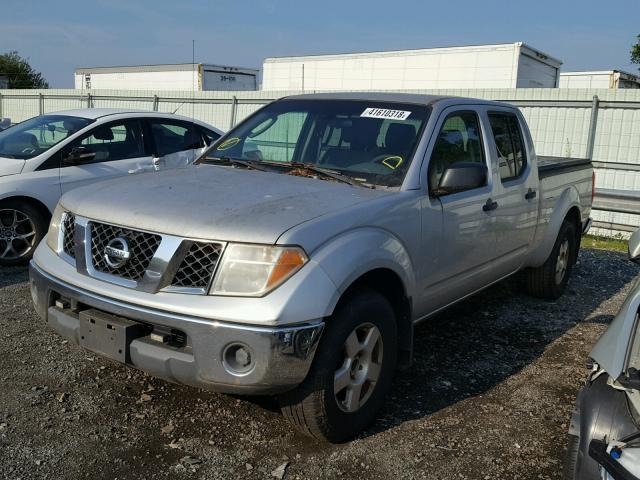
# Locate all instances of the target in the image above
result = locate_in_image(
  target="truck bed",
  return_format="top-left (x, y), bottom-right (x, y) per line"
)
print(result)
top-left (538, 156), bottom-right (592, 179)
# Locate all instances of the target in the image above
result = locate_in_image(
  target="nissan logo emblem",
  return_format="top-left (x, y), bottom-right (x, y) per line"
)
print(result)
top-left (104, 236), bottom-right (131, 268)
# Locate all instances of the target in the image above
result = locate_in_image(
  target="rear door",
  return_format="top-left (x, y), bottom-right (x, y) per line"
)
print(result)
top-left (418, 107), bottom-right (499, 314)
top-left (486, 110), bottom-right (539, 276)
top-left (147, 119), bottom-right (208, 170)
top-left (60, 119), bottom-right (151, 194)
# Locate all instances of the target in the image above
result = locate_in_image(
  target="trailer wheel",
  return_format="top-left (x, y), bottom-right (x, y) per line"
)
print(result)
top-left (278, 288), bottom-right (397, 442)
top-left (525, 219), bottom-right (576, 299)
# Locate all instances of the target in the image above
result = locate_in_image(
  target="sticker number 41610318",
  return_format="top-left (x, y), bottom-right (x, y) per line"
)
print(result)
top-left (361, 108), bottom-right (411, 120)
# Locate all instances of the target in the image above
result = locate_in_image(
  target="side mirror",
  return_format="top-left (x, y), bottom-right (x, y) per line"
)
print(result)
top-left (434, 162), bottom-right (487, 196)
top-left (629, 229), bottom-right (640, 264)
top-left (64, 146), bottom-right (96, 165)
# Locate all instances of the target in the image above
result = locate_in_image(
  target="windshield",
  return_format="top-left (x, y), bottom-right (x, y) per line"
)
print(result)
top-left (0, 114), bottom-right (94, 159)
top-left (202, 99), bottom-right (430, 188)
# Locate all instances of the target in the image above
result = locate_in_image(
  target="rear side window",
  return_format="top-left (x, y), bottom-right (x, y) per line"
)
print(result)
top-left (428, 111), bottom-right (485, 192)
top-left (149, 120), bottom-right (205, 156)
top-left (488, 113), bottom-right (527, 182)
top-left (200, 127), bottom-right (221, 145)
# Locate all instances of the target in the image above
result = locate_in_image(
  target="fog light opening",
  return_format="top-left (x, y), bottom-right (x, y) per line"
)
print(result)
top-left (222, 343), bottom-right (254, 376)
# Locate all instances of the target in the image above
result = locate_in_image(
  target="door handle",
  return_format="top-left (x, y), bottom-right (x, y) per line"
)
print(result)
top-left (483, 198), bottom-right (498, 212)
top-left (525, 188), bottom-right (537, 200)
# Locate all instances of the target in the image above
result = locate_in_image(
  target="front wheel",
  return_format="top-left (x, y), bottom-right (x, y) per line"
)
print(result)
top-left (563, 434), bottom-right (580, 480)
top-left (0, 202), bottom-right (47, 267)
top-left (278, 288), bottom-right (398, 442)
top-left (525, 219), bottom-right (577, 300)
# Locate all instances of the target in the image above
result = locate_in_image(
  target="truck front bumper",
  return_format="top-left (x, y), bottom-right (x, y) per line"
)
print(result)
top-left (29, 261), bottom-right (324, 395)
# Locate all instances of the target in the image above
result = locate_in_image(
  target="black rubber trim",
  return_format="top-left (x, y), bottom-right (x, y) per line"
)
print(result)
top-left (588, 439), bottom-right (640, 480)
top-left (538, 156), bottom-right (592, 179)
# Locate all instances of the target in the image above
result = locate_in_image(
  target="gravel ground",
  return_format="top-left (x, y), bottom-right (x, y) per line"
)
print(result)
top-left (1, 248), bottom-right (638, 480)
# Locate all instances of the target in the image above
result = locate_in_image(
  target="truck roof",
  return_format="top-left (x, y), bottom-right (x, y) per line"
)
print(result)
top-left (281, 91), bottom-right (514, 108)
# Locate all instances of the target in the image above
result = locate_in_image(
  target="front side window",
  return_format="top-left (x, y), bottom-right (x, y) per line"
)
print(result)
top-left (150, 120), bottom-right (204, 156)
top-left (488, 113), bottom-right (527, 182)
top-left (72, 121), bottom-right (144, 162)
top-left (203, 99), bottom-right (430, 188)
top-left (428, 111), bottom-right (485, 193)
top-left (0, 115), bottom-right (93, 160)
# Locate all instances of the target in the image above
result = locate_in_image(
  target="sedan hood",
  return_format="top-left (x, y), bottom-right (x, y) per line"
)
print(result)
top-left (61, 164), bottom-right (391, 244)
top-left (590, 276), bottom-right (640, 380)
top-left (0, 156), bottom-right (25, 176)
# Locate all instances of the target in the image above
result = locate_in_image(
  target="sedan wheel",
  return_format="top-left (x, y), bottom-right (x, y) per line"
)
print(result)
top-left (0, 209), bottom-right (38, 262)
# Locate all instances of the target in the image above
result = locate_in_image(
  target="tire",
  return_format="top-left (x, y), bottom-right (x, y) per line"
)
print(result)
top-left (279, 288), bottom-right (398, 442)
top-left (525, 219), bottom-right (576, 300)
top-left (563, 434), bottom-right (580, 480)
top-left (0, 201), bottom-right (47, 266)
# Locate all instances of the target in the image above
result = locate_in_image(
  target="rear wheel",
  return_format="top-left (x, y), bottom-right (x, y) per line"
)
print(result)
top-left (279, 288), bottom-right (398, 442)
top-left (525, 219), bottom-right (577, 299)
top-left (0, 202), bottom-right (47, 266)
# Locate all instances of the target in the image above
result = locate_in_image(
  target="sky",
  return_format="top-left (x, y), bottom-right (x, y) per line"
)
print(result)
top-left (1, 0), bottom-right (639, 88)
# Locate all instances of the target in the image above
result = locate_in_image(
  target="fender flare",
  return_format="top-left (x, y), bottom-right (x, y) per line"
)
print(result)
top-left (312, 227), bottom-right (416, 316)
top-left (527, 186), bottom-right (582, 267)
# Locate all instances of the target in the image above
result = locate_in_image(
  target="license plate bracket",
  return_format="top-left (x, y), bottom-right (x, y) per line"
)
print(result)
top-left (79, 309), bottom-right (146, 363)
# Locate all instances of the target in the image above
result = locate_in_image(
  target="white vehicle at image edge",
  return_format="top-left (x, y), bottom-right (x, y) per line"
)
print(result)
top-left (564, 229), bottom-right (640, 480)
top-left (0, 109), bottom-right (222, 265)
top-left (30, 93), bottom-right (593, 442)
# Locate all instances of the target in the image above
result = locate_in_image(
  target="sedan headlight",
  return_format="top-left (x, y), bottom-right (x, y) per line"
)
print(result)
top-left (46, 203), bottom-right (65, 253)
top-left (210, 244), bottom-right (308, 297)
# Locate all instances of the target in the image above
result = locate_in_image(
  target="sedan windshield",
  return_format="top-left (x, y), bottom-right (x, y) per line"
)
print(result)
top-left (0, 114), bottom-right (93, 159)
top-left (202, 99), bottom-right (430, 188)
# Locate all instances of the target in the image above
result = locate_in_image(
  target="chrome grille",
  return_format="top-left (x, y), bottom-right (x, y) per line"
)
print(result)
top-left (89, 222), bottom-right (161, 281)
top-left (171, 241), bottom-right (222, 289)
top-left (62, 213), bottom-right (76, 258)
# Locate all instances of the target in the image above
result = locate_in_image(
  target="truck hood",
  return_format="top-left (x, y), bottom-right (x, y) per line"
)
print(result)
top-left (0, 157), bottom-right (25, 176)
top-left (60, 164), bottom-right (392, 244)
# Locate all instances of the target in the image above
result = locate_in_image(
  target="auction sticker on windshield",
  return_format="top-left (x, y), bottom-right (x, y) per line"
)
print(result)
top-left (361, 108), bottom-right (411, 120)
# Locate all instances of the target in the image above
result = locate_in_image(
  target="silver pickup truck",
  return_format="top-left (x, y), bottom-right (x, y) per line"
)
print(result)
top-left (29, 93), bottom-right (593, 442)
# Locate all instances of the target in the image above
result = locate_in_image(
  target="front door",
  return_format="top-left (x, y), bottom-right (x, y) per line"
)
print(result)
top-left (60, 119), bottom-right (151, 194)
top-left (418, 108), bottom-right (499, 315)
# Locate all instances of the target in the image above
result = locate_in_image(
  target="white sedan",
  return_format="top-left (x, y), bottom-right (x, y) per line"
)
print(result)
top-left (0, 109), bottom-right (222, 265)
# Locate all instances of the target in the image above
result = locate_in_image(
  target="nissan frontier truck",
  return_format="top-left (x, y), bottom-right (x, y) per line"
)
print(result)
top-left (29, 93), bottom-right (594, 442)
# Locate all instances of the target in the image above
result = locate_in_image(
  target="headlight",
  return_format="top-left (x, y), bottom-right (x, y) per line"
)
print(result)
top-left (46, 203), bottom-right (65, 253)
top-left (210, 244), bottom-right (307, 297)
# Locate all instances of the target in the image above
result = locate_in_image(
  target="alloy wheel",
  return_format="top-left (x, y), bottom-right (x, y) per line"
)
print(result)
top-left (334, 322), bottom-right (384, 413)
top-left (555, 238), bottom-right (570, 285)
top-left (0, 209), bottom-right (37, 261)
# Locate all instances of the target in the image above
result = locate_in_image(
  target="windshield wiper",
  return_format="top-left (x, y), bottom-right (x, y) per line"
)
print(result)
top-left (204, 156), bottom-right (270, 172)
top-left (286, 162), bottom-right (374, 189)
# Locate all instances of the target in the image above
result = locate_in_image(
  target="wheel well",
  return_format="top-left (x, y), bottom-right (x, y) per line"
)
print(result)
top-left (565, 206), bottom-right (582, 262)
top-left (337, 268), bottom-right (413, 368)
top-left (0, 196), bottom-right (52, 224)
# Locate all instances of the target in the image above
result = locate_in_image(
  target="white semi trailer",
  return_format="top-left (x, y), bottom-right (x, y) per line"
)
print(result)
top-left (74, 63), bottom-right (259, 92)
top-left (262, 42), bottom-right (562, 91)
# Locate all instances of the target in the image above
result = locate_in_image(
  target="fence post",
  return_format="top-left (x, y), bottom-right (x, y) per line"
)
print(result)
top-left (39, 93), bottom-right (44, 115)
top-left (153, 95), bottom-right (159, 111)
top-left (87, 93), bottom-right (93, 108)
top-left (229, 96), bottom-right (238, 129)
top-left (586, 95), bottom-right (599, 161)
